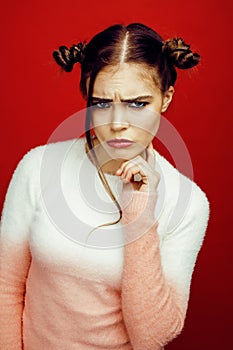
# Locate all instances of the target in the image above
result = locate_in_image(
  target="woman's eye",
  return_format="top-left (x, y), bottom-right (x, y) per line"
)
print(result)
top-left (128, 101), bottom-right (148, 109)
top-left (93, 102), bottom-right (111, 109)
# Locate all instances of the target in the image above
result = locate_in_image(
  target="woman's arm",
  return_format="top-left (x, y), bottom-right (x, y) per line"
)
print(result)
top-left (121, 191), bottom-right (183, 349)
top-left (0, 149), bottom-right (40, 349)
top-left (0, 240), bottom-right (31, 349)
top-left (121, 187), bottom-right (209, 350)
top-left (117, 145), bottom-right (209, 349)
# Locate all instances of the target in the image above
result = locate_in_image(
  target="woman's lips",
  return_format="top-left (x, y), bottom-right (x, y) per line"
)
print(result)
top-left (106, 138), bottom-right (134, 148)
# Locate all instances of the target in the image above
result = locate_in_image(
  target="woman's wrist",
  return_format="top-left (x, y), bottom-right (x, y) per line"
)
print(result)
top-left (121, 189), bottom-right (158, 223)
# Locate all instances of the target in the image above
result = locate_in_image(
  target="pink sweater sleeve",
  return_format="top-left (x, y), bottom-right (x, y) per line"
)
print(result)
top-left (121, 190), bottom-right (187, 349)
top-left (0, 240), bottom-right (31, 349)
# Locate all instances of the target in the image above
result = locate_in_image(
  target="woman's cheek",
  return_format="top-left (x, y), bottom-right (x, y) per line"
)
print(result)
top-left (136, 114), bottom-right (160, 139)
top-left (93, 126), bottom-right (106, 141)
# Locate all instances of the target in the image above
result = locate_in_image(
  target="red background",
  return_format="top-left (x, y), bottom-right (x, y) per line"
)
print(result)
top-left (0, 0), bottom-right (232, 348)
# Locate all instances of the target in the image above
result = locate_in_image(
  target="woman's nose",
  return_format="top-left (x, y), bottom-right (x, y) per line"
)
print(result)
top-left (110, 104), bottom-right (129, 131)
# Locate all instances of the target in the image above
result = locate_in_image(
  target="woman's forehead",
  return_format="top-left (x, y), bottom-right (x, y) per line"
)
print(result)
top-left (92, 63), bottom-right (160, 99)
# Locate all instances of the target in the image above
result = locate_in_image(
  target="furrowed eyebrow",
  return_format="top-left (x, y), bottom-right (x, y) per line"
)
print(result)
top-left (91, 97), bottom-right (113, 102)
top-left (121, 95), bottom-right (153, 102)
top-left (91, 95), bottom-right (153, 103)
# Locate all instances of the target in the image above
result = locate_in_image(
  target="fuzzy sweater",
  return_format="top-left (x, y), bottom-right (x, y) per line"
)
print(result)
top-left (0, 138), bottom-right (209, 349)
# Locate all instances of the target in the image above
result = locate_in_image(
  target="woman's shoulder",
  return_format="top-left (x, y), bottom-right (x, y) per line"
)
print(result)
top-left (155, 150), bottom-right (210, 233)
top-left (18, 138), bottom-right (85, 166)
top-left (8, 139), bottom-right (85, 192)
top-left (24, 137), bottom-right (84, 157)
top-left (155, 150), bottom-right (209, 202)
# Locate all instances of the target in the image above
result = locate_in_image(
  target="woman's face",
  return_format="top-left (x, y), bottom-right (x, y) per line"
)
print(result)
top-left (90, 63), bottom-right (174, 162)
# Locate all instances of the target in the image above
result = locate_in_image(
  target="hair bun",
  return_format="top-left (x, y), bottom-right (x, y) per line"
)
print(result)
top-left (52, 42), bottom-right (86, 72)
top-left (162, 37), bottom-right (200, 69)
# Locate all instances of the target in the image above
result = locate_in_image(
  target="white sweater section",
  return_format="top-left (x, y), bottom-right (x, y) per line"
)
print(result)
top-left (1, 137), bottom-right (210, 307)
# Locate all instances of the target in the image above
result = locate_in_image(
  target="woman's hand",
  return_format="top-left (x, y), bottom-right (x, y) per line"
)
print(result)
top-left (115, 143), bottom-right (160, 192)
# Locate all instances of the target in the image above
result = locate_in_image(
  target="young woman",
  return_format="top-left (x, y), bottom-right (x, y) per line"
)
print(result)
top-left (0, 23), bottom-right (209, 349)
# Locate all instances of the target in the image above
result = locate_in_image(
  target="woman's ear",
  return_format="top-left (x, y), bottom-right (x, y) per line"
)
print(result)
top-left (161, 86), bottom-right (175, 112)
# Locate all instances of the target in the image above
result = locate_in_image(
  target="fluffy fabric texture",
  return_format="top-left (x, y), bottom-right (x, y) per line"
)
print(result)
top-left (0, 138), bottom-right (209, 349)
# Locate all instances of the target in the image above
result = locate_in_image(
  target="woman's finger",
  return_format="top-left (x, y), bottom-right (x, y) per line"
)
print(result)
top-left (116, 157), bottom-right (140, 176)
top-left (123, 164), bottom-right (145, 182)
top-left (119, 157), bottom-right (148, 179)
